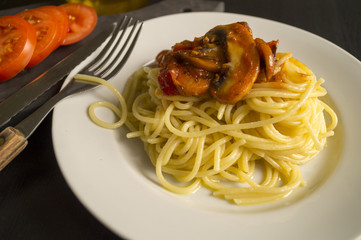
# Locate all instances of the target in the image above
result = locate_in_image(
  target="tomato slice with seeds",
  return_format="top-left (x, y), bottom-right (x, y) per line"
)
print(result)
top-left (37, 5), bottom-right (69, 46)
top-left (17, 8), bottom-right (60, 68)
top-left (0, 16), bottom-right (36, 82)
top-left (59, 3), bottom-right (97, 46)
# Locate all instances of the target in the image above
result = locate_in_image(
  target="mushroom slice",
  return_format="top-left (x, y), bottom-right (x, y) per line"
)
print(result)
top-left (175, 45), bottom-right (224, 72)
top-left (209, 22), bottom-right (260, 104)
top-left (255, 38), bottom-right (277, 80)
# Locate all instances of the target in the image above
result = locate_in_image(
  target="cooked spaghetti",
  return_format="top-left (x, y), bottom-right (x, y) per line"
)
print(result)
top-left (79, 52), bottom-right (337, 205)
top-left (80, 22), bottom-right (337, 205)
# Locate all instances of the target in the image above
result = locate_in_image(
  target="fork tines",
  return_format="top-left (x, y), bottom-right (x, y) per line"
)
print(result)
top-left (85, 16), bottom-right (143, 80)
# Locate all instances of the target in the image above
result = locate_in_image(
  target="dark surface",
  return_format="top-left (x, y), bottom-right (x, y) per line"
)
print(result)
top-left (0, 0), bottom-right (360, 239)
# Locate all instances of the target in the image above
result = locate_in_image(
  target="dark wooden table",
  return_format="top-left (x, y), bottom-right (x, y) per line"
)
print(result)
top-left (0, 0), bottom-right (360, 239)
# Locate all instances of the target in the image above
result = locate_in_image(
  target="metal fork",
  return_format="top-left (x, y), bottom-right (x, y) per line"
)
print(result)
top-left (0, 16), bottom-right (143, 170)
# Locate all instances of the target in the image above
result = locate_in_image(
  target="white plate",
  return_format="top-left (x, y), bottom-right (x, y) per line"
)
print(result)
top-left (52, 12), bottom-right (361, 240)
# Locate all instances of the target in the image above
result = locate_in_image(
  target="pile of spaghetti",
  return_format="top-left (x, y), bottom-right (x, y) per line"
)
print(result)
top-left (80, 22), bottom-right (338, 205)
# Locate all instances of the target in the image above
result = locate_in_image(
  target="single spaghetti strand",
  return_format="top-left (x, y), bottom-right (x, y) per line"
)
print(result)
top-left (74, 74), bottom-right (127, 129)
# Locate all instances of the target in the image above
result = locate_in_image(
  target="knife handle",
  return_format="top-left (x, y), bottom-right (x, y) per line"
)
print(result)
top-left (0, 127), bottom-right (28, 171)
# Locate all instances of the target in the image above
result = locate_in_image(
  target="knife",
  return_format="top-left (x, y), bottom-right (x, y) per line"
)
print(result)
top-left (0, 23), bottom-right (114, 128)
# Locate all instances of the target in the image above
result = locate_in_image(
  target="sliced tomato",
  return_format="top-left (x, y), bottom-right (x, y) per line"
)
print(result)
top-left (17, 8), bottom-right (60, 68)
top-left (59, 3), bottom-right (97, 45)
top-left (0, 16), bottom-right (36, 82)
top-left (37, 5), bottom-right (69, 46)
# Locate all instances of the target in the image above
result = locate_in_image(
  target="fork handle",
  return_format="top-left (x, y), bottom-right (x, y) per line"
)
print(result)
top-left (0, 127), bottom-right (28, 171)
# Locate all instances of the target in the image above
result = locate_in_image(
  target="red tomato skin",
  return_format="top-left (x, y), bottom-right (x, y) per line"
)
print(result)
top-left (17, 8), bottom-right (60, 68)
top-left (158, 68), bottom-right (179, 95)
top-left (0, 16), bottom-right (36, 82)
top-left (37, 5), bottom-right (69, 46)
top-left (59, 3), bottom-right (97, 45)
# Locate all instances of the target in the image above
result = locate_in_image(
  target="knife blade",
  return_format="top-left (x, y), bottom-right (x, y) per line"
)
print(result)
top-left (0, 23), bottom-right (114, 128)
